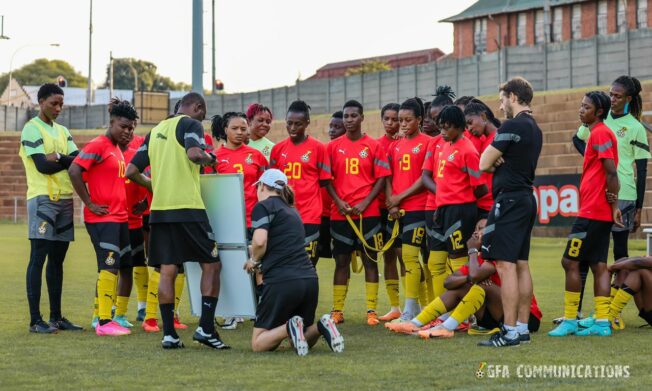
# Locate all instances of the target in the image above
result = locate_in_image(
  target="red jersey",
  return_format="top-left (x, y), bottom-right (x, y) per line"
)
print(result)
top-left (476, 131), bottom-right (495, 212)
top-left (578, 122), bottom-right (618, 222)
top-left (215, 145), bottom-right (268, 227)
top-left (465, 129), bottom-right (485, 153)
top-left (123, 135), bottom-right (148, 229)
top-left (388, 133), bottom-right (430, 212)
top-left (459, 256), bottom-right (501, 286)
top-left (203, 134), bottom-right (216, 174)
top-left (270, 136), bottom-right (330, 225)
top-left (421, 135), bottom-right (445, 210)
top-left (435, 136), bottom-right (483, 207)
top-left (377, 134), bottom-right (399, 209)
top-left (327, 134), bottom-right (391, 221)
top-left (74, 135), bottom-right (128, 223)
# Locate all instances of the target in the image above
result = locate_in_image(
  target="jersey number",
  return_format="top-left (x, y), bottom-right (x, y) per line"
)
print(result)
top-left (399, 154), bottom-right (411, 171)
top-left (411, 227), bottom-right (425, 246)
top-left (284, 162), bottom-right (302, 179)
top-left (118, 161), bottom-right (126, 178)
top-left (233, 163), bottom-right (244, 174)
top-left (437, 160), bottom-right (446, 178)
top-left (345, 158), bottom-right (359, 175)
top-left (305, 240), bottom-right (318, 259)
top-left (450, 230), bottom-right (464, 251)
top-left (568, 238), bottom-right (583, 258)
top-left (373, 232), bottom-right (384, 249)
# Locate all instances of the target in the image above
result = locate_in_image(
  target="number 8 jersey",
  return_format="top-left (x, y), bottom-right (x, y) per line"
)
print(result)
top-left (327, 134), bottom-right (391, 221)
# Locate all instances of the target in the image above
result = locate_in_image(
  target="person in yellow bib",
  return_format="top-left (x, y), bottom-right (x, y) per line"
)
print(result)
top-left (19, 83), bottom-right (82, 334)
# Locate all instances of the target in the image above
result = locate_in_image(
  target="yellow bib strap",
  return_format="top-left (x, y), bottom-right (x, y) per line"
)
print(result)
top-left (345, 210), bottom-right (405, 263)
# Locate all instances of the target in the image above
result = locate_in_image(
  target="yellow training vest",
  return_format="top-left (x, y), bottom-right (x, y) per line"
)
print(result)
top-left (148, 115), bottom-right (205, 211)
top-left (19, 118), bottom-right (74, 201)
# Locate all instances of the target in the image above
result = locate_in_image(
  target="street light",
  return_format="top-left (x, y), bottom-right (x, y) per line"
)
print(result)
top-left (7, 43), bottom-right (60, 97)
top-left (1, 16), bottom-right (10, 40)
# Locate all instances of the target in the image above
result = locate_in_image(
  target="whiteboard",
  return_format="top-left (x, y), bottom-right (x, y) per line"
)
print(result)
top-left (185, 174), bottom-right (256, 318)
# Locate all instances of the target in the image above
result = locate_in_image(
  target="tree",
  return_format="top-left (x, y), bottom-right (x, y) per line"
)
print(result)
top-left (344, 60), bottom-right (392, 76)
top-left (106, 58), bottom-right (190, 92)
top-left (0, 58), bottom-right (87, 93)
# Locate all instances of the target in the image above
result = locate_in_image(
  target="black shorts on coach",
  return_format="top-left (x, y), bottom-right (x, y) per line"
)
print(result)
top-left (563, 217), bottom-right (612, 263)
top-left (148, 221), bottom-right (219, 266)
top-left (85, 222), bottom-right (131, 271)
top-left (429, 202), bottom-right (477, 255)
top-left (482, 191), bottom-right (537, 262)
top-left (129, 228), bottom-right (146, 267)
top-left (330, 217), bottom-right (382, 256)
top-left (254, 277), bottom-right (318, 330)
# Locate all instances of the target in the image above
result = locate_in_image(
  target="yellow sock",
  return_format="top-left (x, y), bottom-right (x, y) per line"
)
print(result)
top-left (174, 273), bottom-right (185, 314)
top-left (422, 261), bottom-right (435, 302)
top-left (385, 279), bottom-right (400, 308)
top-left (145, 269), bottom-right (160, 321)
top-left (365, 282), bottom-right (379, 311)
top-left (449, 256), bottom-right (468, 273)
top-left (333, 285), bottom-right (348, 311)
top-left (92, 296), bottom-right (99, 318)
top-left (428, 251), bottom-right (449, 299)
top-left (415, 296), bottom-right (447, 325)
top-left (115, 295), bottom-right (129, 317)
top-left (418, 279), bottom-right (428, 307)
top-left (564, 290), bottom-right (581, 320)
top-left (133, 266), bottom-right (149, 304)
top-left (610, 285), bottom-right (618, 302)
top-left (609, 288), bottom-right (634, 319)
top-left (450, 285), bottom-right (485, 323)
top-left (594, 296), bottom-right (610, 321)
top-left (403, 244), bottom-right (421, 299)
top-left (97, 271), bottom-right (117, 321)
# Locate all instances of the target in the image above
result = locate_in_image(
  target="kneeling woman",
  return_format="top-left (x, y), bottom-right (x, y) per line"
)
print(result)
top-left (244, 169), bottom-right (344, 356)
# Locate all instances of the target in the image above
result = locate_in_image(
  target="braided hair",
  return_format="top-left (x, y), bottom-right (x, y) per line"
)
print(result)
top-left (399, 97), bottom-right (425, 118)
top-left (431, 85), bottom-right (456, 108)
top-left (436, 105), bottom-right (466, 130)
top-left (464, 99), bottom-right (501, 128)
top-left (613, 76), bottom-right (643, 120)
top-left (211, 112), bottom-right (247, 141)
top-left (585, 91), bottom-right (611, 121)
top-left (108, 99), bottom-right (138, 120)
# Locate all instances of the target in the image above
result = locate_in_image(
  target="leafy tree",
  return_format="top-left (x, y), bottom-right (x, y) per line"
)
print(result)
top-left (106, 58), bottom-right (190, 91)
top-left (0, 58), bottom-right (87, 93)
top-left (344, 60), bottom-right (392, 76)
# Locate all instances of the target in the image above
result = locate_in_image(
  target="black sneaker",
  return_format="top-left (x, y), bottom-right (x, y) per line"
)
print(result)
top-left (478, 328), bottom-right (520, 347)
top-left (518, 332), bottom-right (531, 344)
top-left (317, 314), bottom-right (344, 353)
top-left (193, 327), bottom-right (231, 350)
top-left (49, 317), bottom-right (83, 331)
top-left (287, 316), bottom-right (309, 356)
top-left (29, 320), bottom-right (58, 334)
top-left (162, 335), bottom-right (185, 349)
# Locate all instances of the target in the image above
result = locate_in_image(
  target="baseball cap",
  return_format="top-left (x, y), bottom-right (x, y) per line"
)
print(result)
top-left (254, 169), bottom-right (288, 190)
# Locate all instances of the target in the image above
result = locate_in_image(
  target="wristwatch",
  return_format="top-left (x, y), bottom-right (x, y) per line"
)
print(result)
top-left (468, 248), bottom-right (479, 255)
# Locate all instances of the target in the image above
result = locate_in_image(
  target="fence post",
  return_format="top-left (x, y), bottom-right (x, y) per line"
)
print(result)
top-left (240, 93), bottom-right (245, 112)
top-left (344, 77), bottom-right (348, 103)
top-left (413, 65), bottom-right (418, 97)
top-left (625, 29), bottom-right (631, 76)
top-left (454, 59), bottom-right (459, 95)
top-left (395, 69), bottom-right (399, 101)
top-left (434, 60), bottom-right (438, 91)
top-left (284, 87), bottom-right (289, 113)
top-left (327, 78), bottom-right (331, 113)
top-left (377, 72), bottom-right (382, 110)
top-left (360, 74), bottom-right (364, 106)
top-left (475, 56), bottom-right (480, 96)
top-left (593, 35), bottom-right (599, 86)
top-left (568, 40), bottom-right (573, 88)
top-left (543, 42), bottom-right (548, 91)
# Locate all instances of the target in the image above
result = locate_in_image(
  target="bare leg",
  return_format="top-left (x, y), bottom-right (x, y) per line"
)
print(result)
top-left (516, 261), bottom-right (533, 324)
top-left (590, 262), bottom-right (610, 298)
top-left (251, 326), bottom-right (287, 352)
top-left (361, 252), bottom-right (379, 283)
top-left (158, 264), bottom-right (178, 304)
top-left (199, 262), bottom-right (220, 297)
top-left (496, 261), bottom-right (518, 327)
top-left (117, 267), bottom-right (133, 297)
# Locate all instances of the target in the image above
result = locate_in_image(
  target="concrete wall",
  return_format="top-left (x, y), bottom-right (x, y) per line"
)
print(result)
top-left (192, 29), bottom-right (652, 117)
top-left (0, 104), bottom-right (109, 131)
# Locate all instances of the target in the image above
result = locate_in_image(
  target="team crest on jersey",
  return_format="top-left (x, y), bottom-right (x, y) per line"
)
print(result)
top-left (301, 150), bottom-right (312, 162)
top-left (211, 243), bottom-right (218, 258)
top-left (245, 153), bottom-right (253, 164)
top-left (616, 127), bottom-right (628, 137)
top-left (412, 143), bottom-right (423, 154)
top-left (359, 147), bottom-right (370, 159)
top-left (448, 150), bottom-right (459, 162)
top-left (262, 146), bottom-right (271, 155)
top-left (105, 252), bottom-right (116, 266)
top-left (38, 222), bottom-right (47, 235)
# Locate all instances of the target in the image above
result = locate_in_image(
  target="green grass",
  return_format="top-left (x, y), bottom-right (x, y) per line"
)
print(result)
top-left (1, 223), bottom-right (652, 390)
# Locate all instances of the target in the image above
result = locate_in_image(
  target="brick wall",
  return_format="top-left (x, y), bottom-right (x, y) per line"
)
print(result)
top-left (628, 0), bottom-right (638, 28)
top-left (581, 1), bottom-right (598, 38)
top-left (526, 10), bottom-right (536, 45)
top-left (608, 0), bottom-right (618, 33)
top-left (454, 20), bottom-right (475, 58)
top-left (562, 5), bottom-right (573, 41)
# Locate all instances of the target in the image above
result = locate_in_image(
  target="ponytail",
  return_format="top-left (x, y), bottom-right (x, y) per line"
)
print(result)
top-left (613, 75), bottom-right (643, 120)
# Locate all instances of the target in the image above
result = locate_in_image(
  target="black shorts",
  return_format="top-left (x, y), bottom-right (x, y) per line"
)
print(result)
top-left (400, 211), bottom-right (426, 248)
top-left (563, 217), bottom-right (613, 263)
top-left (85, 222), bottom-right (131, 271)
top-left (304, 224), bottom-right (320, 261)
top-left (477, 208), bottom-right (490, 221)
top-left (148, 221), bottom-right (219, 266)
top-left (330, 217), bottom-right (382, 256)
top-left (482, 191), bottom-right (537, 262)
top-left (639, 309), bottom-right (652, 326)
top-left (317, 216), bottom-right (332, 259)
top-left (254, 278), bottom-right (318, 330)
top-left (425, 210), bottom-right (437, 251)
top-left (129, 228), bottom-right (146, 267)
top-left (429, 202), bottom-right (477, 255)
top-left (142, 214), bottom-right (150, 232)
top-left (381, 209), bottom-right (402, 248)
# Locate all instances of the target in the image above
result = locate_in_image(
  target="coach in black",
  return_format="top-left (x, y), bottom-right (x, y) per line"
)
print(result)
top-left (477, 77), bottom-right (542, 347)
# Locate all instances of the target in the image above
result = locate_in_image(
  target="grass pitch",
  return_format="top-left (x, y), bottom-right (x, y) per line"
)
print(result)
top-left (1, 223), bottom-right (651, 390)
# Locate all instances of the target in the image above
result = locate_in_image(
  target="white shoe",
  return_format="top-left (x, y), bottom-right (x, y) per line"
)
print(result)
top-left (220, 317), bottom-right (238, 330)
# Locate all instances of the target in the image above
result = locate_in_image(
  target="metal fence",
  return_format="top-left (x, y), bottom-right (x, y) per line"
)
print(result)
top-left (197, 28), bottom-right (652, 115)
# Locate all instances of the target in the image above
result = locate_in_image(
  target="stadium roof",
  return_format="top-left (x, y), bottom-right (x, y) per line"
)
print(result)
top-left (440, 0), bottom-right (586, 23)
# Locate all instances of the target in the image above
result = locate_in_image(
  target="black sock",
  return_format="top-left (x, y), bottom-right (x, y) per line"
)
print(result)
top-left (46, 241), bottom-right (69, 320)
top-left (26, 239), bottom-right (51, 325)
top-left (199, 296), bottom-right (218, 333)
top-left (99, 319), bottom-right (111, 326)
top-left (578, 260), bottom-right (590, 314)
top-left (160, 303), bottom-right (178, 338)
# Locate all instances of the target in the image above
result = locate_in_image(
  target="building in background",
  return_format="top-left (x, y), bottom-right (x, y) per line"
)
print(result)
top-left (444, 0), bottom-right (652, 58)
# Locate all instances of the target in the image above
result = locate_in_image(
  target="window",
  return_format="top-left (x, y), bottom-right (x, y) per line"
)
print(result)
top-left (572, 4), bottom-right (582, 39)
top-left (552, 7), bottom-right (563, 42)
top-left (597, 0), bottom-right (608, 35)
top-left (517, 12), bottom-right (527, 45)
top-left (535, 10), bottom-right (545, 44)
top-left (474, 18), bottom-right (487, 54)
top-left (617, 0), bottom-right (627, 32)
top-left (639, 0), bottom-right (649, 28)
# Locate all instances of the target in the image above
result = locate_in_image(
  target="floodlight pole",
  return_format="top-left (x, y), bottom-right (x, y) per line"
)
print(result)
top-left (192, 0), bottom-right (204, 93)
top-left (87, 0), bottom-right (93, 105)
top-left (211, 0), bottom-right (216, 95)
top-left (0, 15), bottom-right (10, 40)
